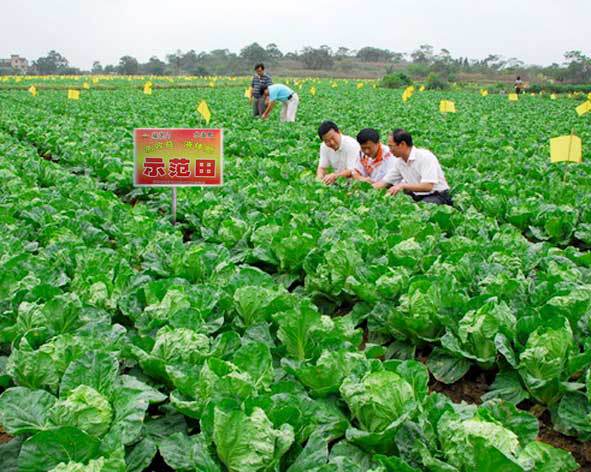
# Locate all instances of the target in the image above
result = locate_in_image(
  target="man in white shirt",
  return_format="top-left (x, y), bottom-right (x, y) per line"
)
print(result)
top-left (352, 128), bottom-right (395, 185)
top-left (374, 128), bottom-right (452, 206)
top-left (316, 121), bottom-right (360, 185)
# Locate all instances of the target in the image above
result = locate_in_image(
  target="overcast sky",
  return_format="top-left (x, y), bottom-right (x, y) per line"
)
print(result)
top-left (2, 0), bottom-right (590, 70)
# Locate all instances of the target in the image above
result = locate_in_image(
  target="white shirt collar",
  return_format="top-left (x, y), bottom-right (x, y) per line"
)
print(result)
top-left (408, 146), bottom-right (417, 161)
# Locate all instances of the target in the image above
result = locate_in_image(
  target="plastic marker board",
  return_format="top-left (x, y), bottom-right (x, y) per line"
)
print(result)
top-left (134, 129), bottom-right (223, 187)
top-left (550, 135), bottom-right (582, 164)
top-left (134, 129), bottom-right (224, 222)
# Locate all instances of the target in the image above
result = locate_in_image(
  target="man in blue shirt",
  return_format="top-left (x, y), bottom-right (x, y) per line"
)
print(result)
top-left (260, 84), bottom-right (300, 122)
top-left (250, 63), bottom-right (273, 117)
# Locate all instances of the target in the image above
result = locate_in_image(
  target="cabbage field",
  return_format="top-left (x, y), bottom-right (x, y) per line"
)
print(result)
top-left (0, 76), bottom-right (591, 471)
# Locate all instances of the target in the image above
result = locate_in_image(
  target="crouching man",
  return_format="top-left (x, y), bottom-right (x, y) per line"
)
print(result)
top-left (316, 120), bottom-right (360, 185)
top-left (374, 129), bottom-right (452, 205)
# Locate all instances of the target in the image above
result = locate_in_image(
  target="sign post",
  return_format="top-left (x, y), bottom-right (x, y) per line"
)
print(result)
top-left (133, 128), bottom-right (223, 224)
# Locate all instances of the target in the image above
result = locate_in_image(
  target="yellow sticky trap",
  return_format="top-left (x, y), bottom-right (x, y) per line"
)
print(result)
top-left (143, 84), bottom-right (152, 95)
top-left (83, 82), bottom-right (90, 89)
top-left (576, 100), bottom-right (591, 116)
top-left (310, 86), bottom-right (316, 96)
top-left (508, 93), bottom-right (518, 101)
top-left (419, 85), bottom-right (426, 92)
top-left (244, 88), bottom-right (251, 98)
top-left (356, 82), bottom-right (364, 89)
top-left (550, 135), bottom-right (582, 163)
top-left (550, 94), bottom-right (557, 100)
top-left (588, 92), bottom-right (591, 101)
top-left (28, 85), bottom-right (37, 97)
top-left (331, 81), bottom-right (338, 88)
top-left (67, 89), bottom-right (80, 100)
top-left (439, 100), bottom-right (456, 113)
top-left (480, 89), bottom-right (488, 97)
top-left (92, 77), bottom-right (99, 84)
top-left (209, 81), bottom-right (215, 88)
top-left (197, 100), bottom-right (211, 124)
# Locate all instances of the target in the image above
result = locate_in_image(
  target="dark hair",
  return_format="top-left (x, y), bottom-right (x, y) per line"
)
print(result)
top-left (254, 63), bottom-right (265, 71)
top-left (318, 121), bottom-right (339, 139)
top-left (356, 128), bottom-right (380, 145)
top-left (259, 84), bottom-right (269, 94)
top-left (391, 128), bottom-right (413, 146)
top-left (516, 76), bottom-right (521, 80)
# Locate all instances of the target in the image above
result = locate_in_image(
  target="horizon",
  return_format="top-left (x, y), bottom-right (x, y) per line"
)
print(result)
top-left (1, 0), bottom-right (590, 70)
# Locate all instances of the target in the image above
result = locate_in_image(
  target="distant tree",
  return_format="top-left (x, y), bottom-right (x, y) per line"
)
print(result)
top-left (240, 42), bottom-right (268, 65)
top-left (143, 56), bottom-right (166, 75)
top-left (166, 49), bottom-right (184, 75)
top-left (356, 47), bottom-right (394, 62)
top-left (563, 50), bottom-right (591, 82)
top-left (300, 47), bottom-right (334, 69)
top-left (33, 50), bottom-right (69, 74)
top-left (265, 43), bottom-right (283, 59)
top-left (103, 64), bottom-right (117, 74)
top-left (91, 61), bottom-right (103, 73)
top-left (118, 55), bottom-right (139, 75)
top-left (410, 44), bottom-right (434, 64)
top-left (335, 47), bottom-right (352, 59)
top-left (390, 52), bottom-right (406, 64)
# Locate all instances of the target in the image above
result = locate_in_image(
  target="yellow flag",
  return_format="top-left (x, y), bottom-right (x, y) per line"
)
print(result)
top-left (402, 87), bottom-right (413, 102)
top-left (480, 89), bottom-right (488, 97)
top-left (419, 85), bottom-right (426, 92)
top-left (576, 101), bottom-right (591, 116)
top-left (310, 86), bottom-right (316, 96)
top-left (508, 93), bottom-right (518, 101)
top-left (439, 100), bottom-right (456, 113)
top-left (550, 135), bottom-right (582, 163)
top-left (28, 85), bottom-right (37, 97)
top-left (550, 94), bottom-right (557, 100)
top-left (197, 100), bottom-right (211, 124)
top-left (356, 82), bottom-right (364, 89)
top-left (67, 89), bottom-right (80, 100)
top-left (144, 83), bottom-right (152, 95)
top-left (83, 82), bottom-right (90, 89)
top-left (244, 88), bottom-right (251, 98)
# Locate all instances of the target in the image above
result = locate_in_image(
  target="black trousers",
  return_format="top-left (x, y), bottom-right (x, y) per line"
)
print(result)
top-left (406, 190), bottom-right (453, 206)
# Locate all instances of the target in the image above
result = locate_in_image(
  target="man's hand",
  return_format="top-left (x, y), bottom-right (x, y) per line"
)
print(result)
top-left (322, 173), bottom-right (338, 185)
top-left (387, 183), bottom-right (405, 196)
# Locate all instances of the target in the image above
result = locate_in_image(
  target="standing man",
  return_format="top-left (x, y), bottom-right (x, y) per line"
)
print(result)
top-left (514, 76), bottom-right (524, 95)
top-left (352, 128), bottom-right (395, 184)
top-left (250, 64), bottom-right (273, 117)
top-left (316, 121), bottom-right (360, 185)
top-left (375, 128), bottom-right (452, 205)
top-left (260, 84), bottom-right (299, 122)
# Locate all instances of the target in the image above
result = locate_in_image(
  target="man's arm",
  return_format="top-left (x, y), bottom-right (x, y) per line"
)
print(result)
top-left (261, 101), bottom-right (275, 119)
top-left (317, 167), bottom-right (353, 185)
top-left (375, 165), bottom-right (402, 189)
top-left (387, 182), bottom-right (434, 196)
top-left (352, 170), bottom-right (374, 184)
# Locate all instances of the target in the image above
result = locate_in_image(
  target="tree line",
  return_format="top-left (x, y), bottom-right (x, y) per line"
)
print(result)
top-left (3, 43), bottom-right (590, 83)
